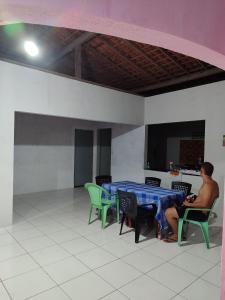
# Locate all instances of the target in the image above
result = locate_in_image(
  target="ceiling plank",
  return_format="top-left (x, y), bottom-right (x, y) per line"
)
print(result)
top-left (132, 68), bottom-right (223, 93)
top-left (47, 32), bottom-right (96, 66)
top-left (159, 49), bottom-right (190, 73)
top-left (74, 45), bottom-right (82, 78)
top-left (99, 36), bottom-right (154, 79)
top-left (84, 45), bottom-right (145, 87)
top-left (125, 40), bottom-right (172, 78)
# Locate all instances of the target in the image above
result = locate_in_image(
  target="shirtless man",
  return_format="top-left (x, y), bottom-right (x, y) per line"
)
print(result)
top-left (164, 162), bottom-right (219, 242)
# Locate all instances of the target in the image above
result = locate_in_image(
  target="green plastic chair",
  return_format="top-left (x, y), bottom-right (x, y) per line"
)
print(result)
top-left (178, 201), bottom-right (217, 249)
top-left (84, 183), bottom-right (119, 229)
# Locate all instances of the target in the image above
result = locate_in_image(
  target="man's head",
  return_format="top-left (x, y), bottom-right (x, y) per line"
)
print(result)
top-left (200, 162), bottom-right (214, 177)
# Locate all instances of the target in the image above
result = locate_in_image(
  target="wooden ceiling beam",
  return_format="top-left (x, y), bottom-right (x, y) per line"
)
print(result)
top-left (85, 45), bottom-right (142, 85)
top-left (92, 48), bottom-right (153, 88)
top-left (132, 68), bottom-right (223, 93)
top-left (46, 32), bottom-right (96, 66)
top-left (125, 40), bottom-right (172, 78)
top-left (159, 49), bottom-right (189, 73)
top-left (74, 45), bottom-right (82, 78)
top-left (99, 37), bottom-right (154, 79)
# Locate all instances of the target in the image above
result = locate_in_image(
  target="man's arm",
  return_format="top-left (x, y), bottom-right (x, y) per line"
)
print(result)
top-left (183, 185), bottom-right (212, 208)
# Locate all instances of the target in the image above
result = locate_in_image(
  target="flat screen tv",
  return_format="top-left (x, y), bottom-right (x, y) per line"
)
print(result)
top-left (146, 120), bottom-right (205, 171)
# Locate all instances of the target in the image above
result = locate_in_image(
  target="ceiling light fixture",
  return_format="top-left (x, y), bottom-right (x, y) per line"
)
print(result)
top-left (24, 41), bottom-right (39, 57)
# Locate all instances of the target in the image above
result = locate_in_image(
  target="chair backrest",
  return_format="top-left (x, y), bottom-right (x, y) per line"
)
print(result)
top-left (171, 181), bottom-right (192, 196)
top-left (95, 175), bottom-right (112, 186)
top-left (145, 177), bottom-right (161, 187)
top-left (84, 183), bottom-right (104, 206)
top-left (118, 190), bottom-right (137, 219)
top-left (206, 197), bottom-right (218, 220)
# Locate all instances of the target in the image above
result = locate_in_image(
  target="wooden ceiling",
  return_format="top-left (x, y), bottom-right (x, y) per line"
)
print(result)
top-left (0, 23), bottom-right (224, 96)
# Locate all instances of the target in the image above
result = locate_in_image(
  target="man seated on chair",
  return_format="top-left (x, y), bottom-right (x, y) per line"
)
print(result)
top-left (164, 162), bottom-right (219, 242)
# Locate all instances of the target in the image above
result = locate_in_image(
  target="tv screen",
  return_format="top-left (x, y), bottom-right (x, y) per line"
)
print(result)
top-left (146, 120), bottom-right (205, 171)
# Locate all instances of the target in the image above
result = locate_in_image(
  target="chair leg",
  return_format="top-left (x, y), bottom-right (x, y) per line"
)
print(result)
top-left (88, 206), bottom-right (93, 224)
top-left (154, 219), bottom-right (159, 238)
top-left (135, 218), bottom-right (140, 243)
top-left (98, 209), bottom-right (101, 219)
top-left (178, 219), bottom-right (184, 246)
top-left (116, 196), bottom-right (120, 223)
top-left (183, 222), bottom-right (189, 240)
top-left (120, 213), bottom-right (126, 235)
top-left (102, 205), bottom-right (110, 229)
top-left (201, 222), bottom-right (210, 249)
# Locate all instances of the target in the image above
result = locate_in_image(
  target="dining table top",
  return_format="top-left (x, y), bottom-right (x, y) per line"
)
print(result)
top-left (102, 181), bottom-right (185, 230)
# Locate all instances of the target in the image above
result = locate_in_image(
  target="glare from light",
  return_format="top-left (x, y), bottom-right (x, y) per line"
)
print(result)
top-left (24, 41), bottom-right (39, 57)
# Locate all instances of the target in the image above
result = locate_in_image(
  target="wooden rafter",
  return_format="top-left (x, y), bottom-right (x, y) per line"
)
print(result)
top-left (167, 50), bottom-right (208, 71)
top-left (99, 36), bottom-right (154, 79)
top-left (74, 45), bottom-right (82, 78)
top-left (84, 45), bottom-right (145, 87)
top-left (159, 49), bottom-right (190, 74)
top-left (132, 68), bottom-right (223, 93)
top-left (47, 32), bottom-right (96, 66)
top-left (126, 40), bottom-right (172, 78)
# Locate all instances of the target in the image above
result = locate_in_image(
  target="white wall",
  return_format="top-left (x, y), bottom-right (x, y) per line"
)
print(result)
top-left (14, 113), bottom-right (99, 194)
top-left (14, 113), bottom-right (145, 195)
top-left (0, 61), bottom-right (144, 226)
top-left (145, 81), bottom-right (225, 221)
top-left (111, 125), bottom-right (145, 183)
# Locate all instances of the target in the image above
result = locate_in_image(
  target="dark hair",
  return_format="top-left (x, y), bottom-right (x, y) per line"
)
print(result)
top-left (201, 162), bottom-right (214, 176)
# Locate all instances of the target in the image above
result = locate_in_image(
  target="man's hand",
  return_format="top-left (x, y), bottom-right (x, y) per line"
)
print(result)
top-left (183, 199), bottom-right (191, 206)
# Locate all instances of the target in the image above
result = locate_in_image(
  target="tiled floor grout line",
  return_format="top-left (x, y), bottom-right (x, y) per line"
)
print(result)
top-left (165, 260), bottom-right (221, 298)
top-left (170, 255), bottom-right (213, 277)
top-left (34, 221), bottom-right (167, 298)
top-left (0, 189), bottom-right (221, 300)
top-left (0, 232), bottom-right (40, 299)
top-left (82, 225), bottom-right (221, 298)
top-left (3, 225), bottom-right (217, 300)
top-left (3, 225), bottom-right (221, 299)
top-left (92, 267), bottom-right (144, 296)
top-left (24, 285), bottom-right (73, 300)
top-left (1, 280), bottom-right (13, 300)
top-left (98, 288), bottom-right (130, 300)
top-left (183, 244), bottom-right (221, 264)
top-left (5, 231), bottom-right (76, 300)
top-left (2, 218), bottom-right (134, 299)
top-left (3, 223), bottom-right (85, 298)
top-left (146, 267), bottom-right (196, 295)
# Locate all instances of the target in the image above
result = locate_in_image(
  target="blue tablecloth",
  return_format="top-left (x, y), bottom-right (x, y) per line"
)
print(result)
top-left (102, 181), bottom-right (185, 230)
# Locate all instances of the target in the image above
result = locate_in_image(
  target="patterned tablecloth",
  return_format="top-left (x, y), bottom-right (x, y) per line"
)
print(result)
top-left (102, 181), bottom-right (185, 230)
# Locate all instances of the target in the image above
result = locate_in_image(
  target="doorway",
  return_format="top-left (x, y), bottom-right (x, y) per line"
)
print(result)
top-left (74, 129), bottom-right (94, 187)
top-left (97, 128), bottom-right (112, 176)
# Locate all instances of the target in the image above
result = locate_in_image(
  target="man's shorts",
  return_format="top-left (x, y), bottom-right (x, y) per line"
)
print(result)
top-left (176, 206), bottom-right (208, 221)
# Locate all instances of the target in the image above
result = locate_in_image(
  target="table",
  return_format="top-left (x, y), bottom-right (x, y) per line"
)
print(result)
top-left (102, 181), bottom-right (185, 231)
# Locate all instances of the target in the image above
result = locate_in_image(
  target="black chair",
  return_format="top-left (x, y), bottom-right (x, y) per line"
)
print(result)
top-left (95, 175), bottom-right (112, 186)
top-left (145, 177), bottom-right (161, 187)
top-left (118, 190), bottom-right (157, 243)
top-left (171, 181), bottom-right (192, 196)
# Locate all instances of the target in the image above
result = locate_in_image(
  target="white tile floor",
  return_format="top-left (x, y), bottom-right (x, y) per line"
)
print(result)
top-left (0, 188), bottom-right (221, 300)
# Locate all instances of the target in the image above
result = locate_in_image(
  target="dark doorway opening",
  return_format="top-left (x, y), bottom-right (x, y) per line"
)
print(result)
top-left (74, 129), bottom-right (93, 187)
top-left (97, 128), bottom-right (112, 176)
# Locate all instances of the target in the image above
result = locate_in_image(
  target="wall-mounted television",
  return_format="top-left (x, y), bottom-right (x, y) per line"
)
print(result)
top-left (146, 120), bottom-right (205, 172)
